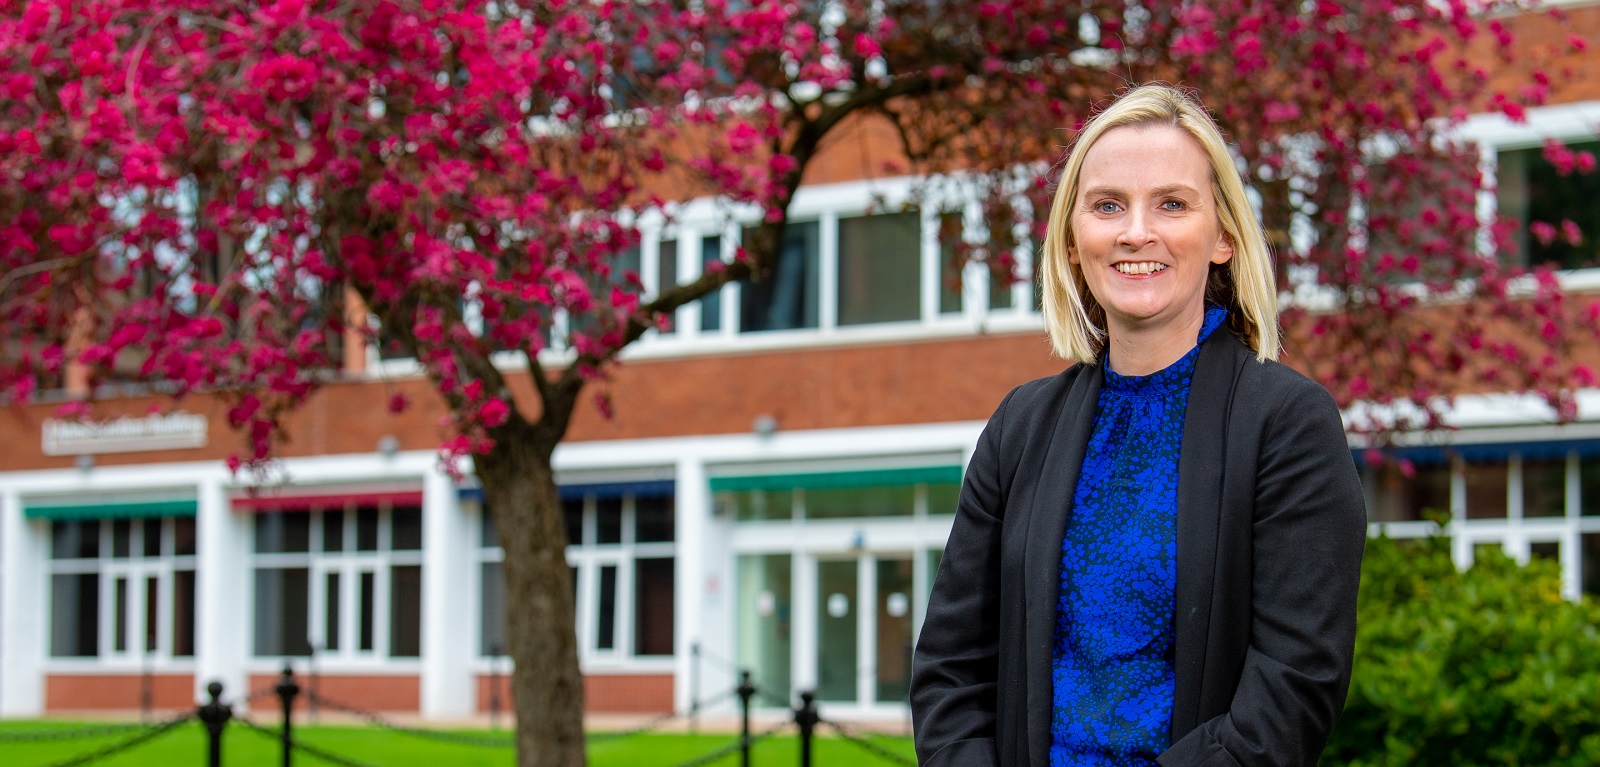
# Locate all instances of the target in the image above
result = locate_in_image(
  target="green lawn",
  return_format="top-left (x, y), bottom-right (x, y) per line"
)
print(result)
top-left (0, 719), bottom-right (917, 767)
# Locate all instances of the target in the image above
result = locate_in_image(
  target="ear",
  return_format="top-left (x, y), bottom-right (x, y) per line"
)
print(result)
top-left (1211, 234), bottom-right (1234, 265)
top-left (1068, 246), bottom-right (1079, 265)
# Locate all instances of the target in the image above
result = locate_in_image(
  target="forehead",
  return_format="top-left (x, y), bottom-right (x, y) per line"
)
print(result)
top-left (1076, 124), bottom-right (1213, 192)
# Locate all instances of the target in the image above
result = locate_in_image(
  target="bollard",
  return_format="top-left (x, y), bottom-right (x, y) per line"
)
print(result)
top-left (198, 681), bottom-right (233, 767)
top-left (689, 641), bottom-right (701, 736)
top-left (736, 670), bottom-right (756, 767)
top-left (276, 666), bottom-right (301, 767)
top-left (796, 690), bottom-right (818, 767)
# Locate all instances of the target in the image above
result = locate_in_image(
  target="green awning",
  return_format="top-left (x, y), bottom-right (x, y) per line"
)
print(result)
top-left (25, 497), bottom-right (198, 521)
top-left (709, 465), bottom-right (963, 493)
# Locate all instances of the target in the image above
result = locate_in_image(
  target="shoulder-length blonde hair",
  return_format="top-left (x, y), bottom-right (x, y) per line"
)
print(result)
top-left (1038, 84), bottom-right (1279, 364)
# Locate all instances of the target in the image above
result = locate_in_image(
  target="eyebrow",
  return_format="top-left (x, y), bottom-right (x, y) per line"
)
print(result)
top-left (1080, 183), bottom-right (1203, 199)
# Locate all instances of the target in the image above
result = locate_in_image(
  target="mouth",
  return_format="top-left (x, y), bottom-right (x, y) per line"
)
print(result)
top-left (1113, 261), bottom-right (1168, 275)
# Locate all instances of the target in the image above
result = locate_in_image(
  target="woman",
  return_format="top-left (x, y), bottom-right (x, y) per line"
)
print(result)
top-left (910, 84), bottom-right (1365, 767)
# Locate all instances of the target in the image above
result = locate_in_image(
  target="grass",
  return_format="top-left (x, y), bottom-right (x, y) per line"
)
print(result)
top-left (0, 719), bottom-right (917, 767)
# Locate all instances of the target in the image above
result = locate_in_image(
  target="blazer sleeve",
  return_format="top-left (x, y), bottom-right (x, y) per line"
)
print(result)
top-left (910, 388), bottom-right (1016, 767)
top-left (1161, 377), bottom-right (1367, 767)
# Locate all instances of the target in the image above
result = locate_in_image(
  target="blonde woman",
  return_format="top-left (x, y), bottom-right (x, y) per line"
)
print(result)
top-left (910, 85), bottom-right (1364, 767)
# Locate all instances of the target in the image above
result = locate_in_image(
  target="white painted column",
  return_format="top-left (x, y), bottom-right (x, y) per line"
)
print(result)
top-left (195, 477), bottom-right (249, 708)
top-left (420, 466), bottom-right (472, 718)
top-left (0, 487), bottom-right (45, 715)
top-left (673, 457), bottom-right (707, 715)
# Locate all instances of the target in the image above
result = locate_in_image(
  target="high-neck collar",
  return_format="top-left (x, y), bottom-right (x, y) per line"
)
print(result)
top-left (1102, 305), bottom-right (1228, 396)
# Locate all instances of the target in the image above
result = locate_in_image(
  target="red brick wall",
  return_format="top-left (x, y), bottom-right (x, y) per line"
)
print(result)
top-left (476, 672), bottom-right (674, 714)
top-left (249, 673), bottom-right (419, 713)
top-left (45, 673), bottom-right (195, 711)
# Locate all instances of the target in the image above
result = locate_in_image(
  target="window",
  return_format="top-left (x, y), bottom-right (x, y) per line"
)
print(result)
top-left (837, 212), bottom-right (921, 325)
top-left (1464, 459), bottom-right (1508, 519)
top-left (252, 504), bottom-right (423, 659)
top-left (698, 236), bottom-right (725, 333)
top-left (1364, 460), bottom-right (1451, 523)
top-left (717, 480), bottom-right (962, 521)
top-left (741, 222), bottom-right (820, 332)
top-left (48, 517), bottom-right (198, 660)
top-left (1498, 139), bottom-right (1600, 270)
top-left (479, 487), bottom-right (676, 660)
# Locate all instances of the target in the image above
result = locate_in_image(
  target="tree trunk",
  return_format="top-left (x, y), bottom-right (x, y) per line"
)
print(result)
top-left (475, 427), bottom-right (586, 767)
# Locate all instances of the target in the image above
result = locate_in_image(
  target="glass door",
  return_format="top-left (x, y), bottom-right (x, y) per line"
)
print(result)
top-left (874, 557), bottom-right (915, 704)
top-left (815, 559), bottom-right (859, 702)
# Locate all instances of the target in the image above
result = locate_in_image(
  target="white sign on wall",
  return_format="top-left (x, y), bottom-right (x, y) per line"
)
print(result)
top-left (42, 412), bottom-right (209, 455)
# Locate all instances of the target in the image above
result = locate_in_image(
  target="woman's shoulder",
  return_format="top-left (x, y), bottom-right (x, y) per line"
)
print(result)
top-left (1002, 362), bottom-right (1097, 412)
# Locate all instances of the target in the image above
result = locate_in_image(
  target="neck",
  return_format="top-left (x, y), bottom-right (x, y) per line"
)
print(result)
top-left (1105, 310), bottom-right (1207, 377)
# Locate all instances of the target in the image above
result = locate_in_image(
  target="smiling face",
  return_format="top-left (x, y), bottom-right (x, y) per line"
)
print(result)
top-left (1069, 123), bottom-right (1233, 351)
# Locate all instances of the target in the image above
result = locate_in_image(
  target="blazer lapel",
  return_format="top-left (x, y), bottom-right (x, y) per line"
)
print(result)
top-left (1168, 331), bottom-right (1245, 743)
top-left (1023, 363), bottom-right (1101, 765)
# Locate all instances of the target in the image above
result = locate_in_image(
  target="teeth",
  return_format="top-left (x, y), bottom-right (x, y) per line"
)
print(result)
top-left (1114, 262), bottom-right (1167, 275)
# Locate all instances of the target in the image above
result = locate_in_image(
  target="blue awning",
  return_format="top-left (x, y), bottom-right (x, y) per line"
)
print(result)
top-left (459, 479), bottom-right (674, 502)
top-left (1355, 437), bottom-right (1600, 466)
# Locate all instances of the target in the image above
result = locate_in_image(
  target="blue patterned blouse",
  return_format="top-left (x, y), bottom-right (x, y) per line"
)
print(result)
top-left (1049, 305), bottom-right (1228, 767)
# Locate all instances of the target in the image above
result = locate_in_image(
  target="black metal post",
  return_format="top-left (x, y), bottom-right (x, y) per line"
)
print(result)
top-left (736, 670), bottom-right (756, 767)
top-left (488, 643), bottom-right (503, 730)
top-left (198, 681), bottom-right (232, 767)
top-left (307, 643), bottom-right (319, 724)
top-left (796, 690), bottom-right (818, 767)
top-left (275, 666), bottom-right (301, 767)
top-left (140, 648), bottom-right (153, 723)
top-left (689, 640), bottom-right (701, 735)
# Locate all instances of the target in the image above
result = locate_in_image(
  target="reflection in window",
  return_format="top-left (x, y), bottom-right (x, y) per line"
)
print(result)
top-left (1464, 460), bottom-right (1508, 519)
top-left (806, 485), bottom-right (916, 519)
top-left (1366, 461), bottom-right (1451, 522)
top-left (1522, 457), bottom-right (1567, 518)
top-left (838, 212), bottom-right (921, 326)
top-left (741, 222), bottom-right (820, 332)
top-left (1498, 140), bottom-right (1600, 270)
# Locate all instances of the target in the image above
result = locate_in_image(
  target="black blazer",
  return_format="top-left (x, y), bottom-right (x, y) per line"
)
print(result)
top-left (910, 329), bottom-right (1366, 767)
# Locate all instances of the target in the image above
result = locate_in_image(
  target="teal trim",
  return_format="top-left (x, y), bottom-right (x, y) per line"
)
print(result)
top-left (708, 466), bottom-right (962, 493)
top-left (24, 498), bottom-right (197, 521)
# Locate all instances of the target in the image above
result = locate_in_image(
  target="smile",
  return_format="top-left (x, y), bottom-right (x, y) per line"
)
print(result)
top-left (1113, 261), bottom-right (1168, 275)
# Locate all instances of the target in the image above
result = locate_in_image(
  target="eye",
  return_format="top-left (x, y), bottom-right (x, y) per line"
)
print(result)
top-left (1160, 199), bottom-right (1187, 211)
top-left (1093, 200), bottom-right (1122, 214)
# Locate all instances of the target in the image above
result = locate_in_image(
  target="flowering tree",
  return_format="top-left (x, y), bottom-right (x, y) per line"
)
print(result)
top-left (0, 1), bottom-right (1591, 765)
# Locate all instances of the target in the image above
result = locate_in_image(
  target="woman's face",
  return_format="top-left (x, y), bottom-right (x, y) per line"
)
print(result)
top-left (1069, 124), bottom-right (1233, 339)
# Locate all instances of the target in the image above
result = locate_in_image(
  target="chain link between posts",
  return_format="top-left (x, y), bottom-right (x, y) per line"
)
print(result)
top-left (663, 719), bottom-right (794, 767)
top-left (237, 716), bottom-right (382, 767)
top-left (820, 718), bottom-right (917, 767)
top-left (22, 712), bottom-right (196, 767)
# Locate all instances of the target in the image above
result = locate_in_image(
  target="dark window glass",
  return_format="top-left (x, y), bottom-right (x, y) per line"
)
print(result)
top-left (1523, 457), bottom-right (1567, 518)
top-left (806, 485), bottom-right (916, 519)
top-left (50, 573), bottom-right (99, 657)
top-left (1465, 460), bottom-right (1508, 519)
top-left (358, 571), bottom-right (376, 651)
top-left (112, 519), bottom-right (132, 558)
top-left (1582, 456), bottom-right (1600, 516)
top-left (838, 212), bottom-right (921, 326)
top-left (1585, 533), bottom-right (1600, 596)
top-left (938, 212), bottom-right (964, 315)
top-left (596, 496), bottom-right (623, 544)
top-left (597, 565), bottom-right (618, 651)
top-left (563, 498), bottom-right (585, 546)
top-left (926, 483), bottom-right (962, 516)
top-left (634, 558), bottom-right (676, 656)
top-left (700, 236), bottom-right (723, 332)
top-left (141, 519), bottom-right (162, 558)
top-left (480, 561), bottom-right (507, 656)
top-left (253, 567), bottom-right (310, 656)
top-left (356, 507), bottom-right (379, 551)
top-left (1498, 140), bottom-right (1600, 270)
top-left (391, 506), bottom-right (423, 551)
top-left (1531, 541), bottom-right (1561, 562)
top-left (390, 565), bottom-right (422, 658)
top-left (321, 510), bottom-right (345, 552)
top-left (480, 505), bottom-right (499, 549)
top-left (1369, 461), bottom-right (1452, 522)
top-left (728, 490), bottom-right (793, 522)
top-left (52, 520), bottom-right (99, 560)
top-left (741, 221), bottom-right (820, 332)
top-left (255, 514), bottom-right (311, 554)
top-left (173, 570), bottom-right (196, 657)
top-left (324, 572), bottom-right (341, 652)
top-left (143, 575), bottom-right (159, 653)
top-left (113, 577), bottom-right (128, 653)
top-left (658, 239), bottom-right (678, 337)
top-left (635, 494), bottom-right (675, 543)
top-left (173, 517), bottom-right (197, 557)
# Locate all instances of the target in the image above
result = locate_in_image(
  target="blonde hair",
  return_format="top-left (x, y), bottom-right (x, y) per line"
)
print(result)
top-left (1038, 84), bottom-right (1279, 364)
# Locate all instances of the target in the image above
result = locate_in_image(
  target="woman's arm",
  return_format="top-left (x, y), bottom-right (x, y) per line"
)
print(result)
top-left (1161, 377), bottom-right (1367, 767)
top-left (910, 389), bottom-right (1016, 767)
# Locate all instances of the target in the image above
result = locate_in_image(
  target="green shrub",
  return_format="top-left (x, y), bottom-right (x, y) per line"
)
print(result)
top-left (1325, 534), bottom-right (1600, 766)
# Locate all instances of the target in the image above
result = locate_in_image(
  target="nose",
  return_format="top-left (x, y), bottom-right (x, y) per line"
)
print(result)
top-left (1117, 208), bottom-right (1153, 250)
